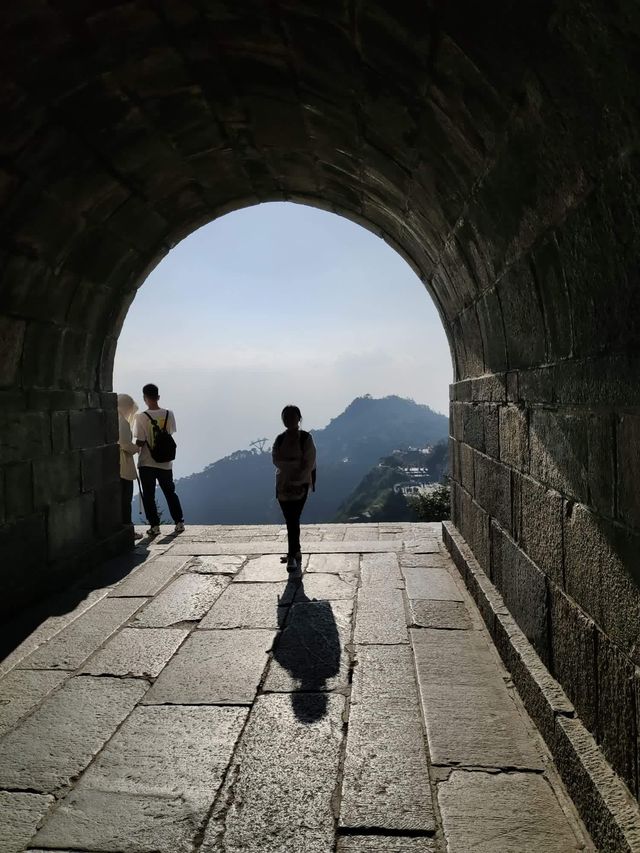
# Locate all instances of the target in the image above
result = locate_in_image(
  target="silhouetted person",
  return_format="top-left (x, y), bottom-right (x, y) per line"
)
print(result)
top-left (133, 383), bottom-right (185, 537)
top-left (272, 405), bottom-right (317, 572)
top-left (117, 393), bottom-right (141, 539)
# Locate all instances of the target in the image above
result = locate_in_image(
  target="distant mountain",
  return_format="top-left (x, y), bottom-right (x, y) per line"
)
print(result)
top-left (145, 395), bottom-right (448, 525)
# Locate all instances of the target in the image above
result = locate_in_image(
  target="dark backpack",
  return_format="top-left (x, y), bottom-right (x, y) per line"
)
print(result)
top-left (144, 411), bottom-right (177, 463)
top-left (275, 429), bottom-right (316, 491)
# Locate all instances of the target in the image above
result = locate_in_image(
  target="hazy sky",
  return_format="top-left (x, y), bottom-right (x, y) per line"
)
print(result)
top-left (114, 202), bottom-right (453, 477)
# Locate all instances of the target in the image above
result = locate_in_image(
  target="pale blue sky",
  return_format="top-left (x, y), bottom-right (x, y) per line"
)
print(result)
top-left (114, 202), bottom-right (452, 477)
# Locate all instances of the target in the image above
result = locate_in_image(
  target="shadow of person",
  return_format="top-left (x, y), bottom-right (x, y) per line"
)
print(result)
top-left (274, 577), bottom-right (341, 725)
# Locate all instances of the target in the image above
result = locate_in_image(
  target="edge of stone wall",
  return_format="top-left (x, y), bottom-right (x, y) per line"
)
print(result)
top-left (442, 520), bottom-right (640, 853)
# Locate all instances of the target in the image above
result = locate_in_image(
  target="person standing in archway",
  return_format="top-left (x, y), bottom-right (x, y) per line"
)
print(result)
top-left (133, 383), bottom-right (185, 537)
top-left (117, 393), bottom-right (141, 538)
top-left (272, 405), bottom-right (316, 573)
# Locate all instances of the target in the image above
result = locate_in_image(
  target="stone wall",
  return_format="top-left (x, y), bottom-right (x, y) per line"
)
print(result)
top-left (0, 0), bottom-right (639, 803)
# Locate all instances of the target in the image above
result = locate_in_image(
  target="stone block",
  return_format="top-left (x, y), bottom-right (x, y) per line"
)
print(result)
top-left (109, 555), bottom-right (189, 597)
top-left (586, 413), bottom-right (615, 519)
top-left (0, 513), bottom-right (48, 606)
top-left (506, 370), bottom-right (519, 402)
top-left (340, 645), bottom-right (434, 832)
top-left (450, 401), bottom-right (464, 439)
top-left (470, 373), bottom-right (507, 403)
top-left (617, 414), bottom-right (640, 529)
top-left (69, 409), bottom-right (106, 450)
top-left (188, 555), bottom-right (245, 574)
top-left (549, 586), bottom-right (597, 733)
top-left (596, 634), bottom-right (637, 794)
top-left (337, 838), bottom-right (436, 852)
top-left (532, 235), bottom-right (573, 361)
top-left (484, 404), bottom-right (500, 458)
top-left (477, 287), bottom-right (508, 372)
top-left (0, 316), bottom-right (25, 387)
top-left (458, 304), bottom-right (484, 378)
top-left (459, 442), bottom-right (475, 495)
top-left (473, 451), bottom-right (511, 531)
top-left (530, 409), bottom-right (589, 501)
top-left (0, 410), bottom-right (50, 464)
top-left (354, 585), bottom-right (407, 645)
top-left (47, 491), bottom-right (95, 559)
top-left (518, 475), bottom-right (563, 584)
top-left (21, 320), bottom-right (63, 388)
top-left (4, 459), bottom-right (34, 519)
top-left (0, 791), bottom-right (54, 853)
top-left (412, 627), bottom-right (501, 687)
top-left (518, 365), bottom-right (555, 406)
top-left (438, 771), bottom-right (585, 852)
top-left (143, 629), bottom-right (275, 704)
top-left (491, 521), bottom-right (549, 664)
top-left (33, 451), bottom-right (81, 508)
top-left (499, 404), bottom-right (529, 471)
top-left (0, 675), bottom-right (146, 793)
top-left (460, 491), bottom-right (490, 573)
top-left (131, 572), bottom-right (230, 627)
top-left (462, 403), bottom-right (484, 451)
top-left (402, 565), bottom-right (463, 601)
top-left (0, 669), bottom-right (67, 737)
top-left (497, 260), bottom-right (546, 369)
top-left (199, 581), bottom-right (290, 629)
top-left (51, 410), bottom-right (70, 452)
top-left (81, 627), bottom-right (188, 677)
top-left (564, 502), bottom-right (640, 655)
top-left (360, 552), bottom-right (403, 587)
top-left (297, 570), bottom-right (358, 600)
top-left (21, 596), bottom-right (144, 670)
top-left (94, 480), bottom-right (124, 537)
top-left (200, 694), bottom-right (345, 853)
top-left (408, 599), bottom-right (472, 629)
top-left (80, 443), bottom-right (119, 493)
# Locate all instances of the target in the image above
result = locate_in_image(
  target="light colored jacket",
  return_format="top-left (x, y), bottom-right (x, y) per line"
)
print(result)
top-left (272, 429), bottom-right (316, 501)
top-left (118, 413), bottom-right (138, 480)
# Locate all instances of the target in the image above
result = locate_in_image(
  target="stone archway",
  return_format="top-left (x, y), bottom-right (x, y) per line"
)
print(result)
top-left (2, 0), bottom-right (640, 802)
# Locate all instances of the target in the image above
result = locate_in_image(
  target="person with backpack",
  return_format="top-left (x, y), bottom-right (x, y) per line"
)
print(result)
top-left (272, 405), bottom-right (316, 572)
top-left (133, 383), bottom-right (185, 537)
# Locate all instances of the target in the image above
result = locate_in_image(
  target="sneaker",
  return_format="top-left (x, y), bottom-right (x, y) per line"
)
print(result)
top-left (134, 532), bottom-right (144, 541)
top-left (286, 557), bottom-right (298, 573)
top-left (147, 525), bottom-right (160, 537)
top-left (174, 521), bottom-right (185, 534)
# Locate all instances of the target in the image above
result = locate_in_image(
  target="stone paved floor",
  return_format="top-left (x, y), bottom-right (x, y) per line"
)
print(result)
top-left (0, 523), bottom-right (594, 853)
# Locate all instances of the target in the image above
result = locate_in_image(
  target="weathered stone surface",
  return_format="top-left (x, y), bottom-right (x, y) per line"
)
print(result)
top-left (109, 555), bottom-right (189, 597)
top-left (0, 676), bottom-right (146, 792)
top-left (399, 552), bottom-right (448, 569)
top-left (360, 553), bottom-right (403, 588)
top-left (201, 694), bottom-right (345, 853)
top-left (340, 645), bottom-right (435, 832)
top-left (354, 584), bottom-right (407, 645)
top-left (518, 475), bottom-right (563, 584)
top-left (617, 413), bottom-right (640, 529)
top-left (438, 771), bottom-right (585, 852)
top-left (80, 627), bottom-right (188, 677)
top-left (130, 573), bottom-right (229, 627)
top-left (402, 565), bottom-right (463, 601)
top-left (143, 629), bottom-right (275, 704)
top-left (0, 790), bottom-right (54, 852)
top-left (550, 587), bottom-right (597, 733)
top-left (19, 597), bottom-right (145, 670)
top-left (499, 404), bottom-right (529, 470)
top-left (199, 582), bottom-right (291, 629)
top-left (188, 555), bottom-right (245, 574)
top-left (337, 838), bottom-right (437, 852)
top-left (307, 553), bottom-right (359, 574)
top-left (409, 599), bottom-right (472, 629)
top-left (296, 571), bottom-right (358, 600)
top-left (265, 599), bottom-right (352, 693)
top-left (588, 414), bottom-right (615, 518)
top-left (0, 668), bottom-right (67, 737)
top-left (530, 409), bottom-right (589, 502)
top-left (412, 628), bottom-right (500, 687)
top-left (236, 554), bottom-right (300, 582)
top-left (473, 452), bottom-right (512, 531)
top-left (170, 541), bottom-right (398, 555)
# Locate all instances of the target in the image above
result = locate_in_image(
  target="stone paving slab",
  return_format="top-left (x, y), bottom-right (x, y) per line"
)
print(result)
top-left (354, 585), bottom-right (407, 645)
top-left (340, 644), bottom-right (435, 833)
top-left (337, 837), bottom-right (438, 852)
top-left (168, 541), bottom-right (404, 555)
top-left (199, 582), bottom-right (291, 629)
top-left (412, 628), bottom-right (502, 686)
top-left (296, 571), bottom-right (358, 600)
top-left (402, 566), bottom-right (463, 601)
top-left (108, 555), bottom-right (189, 597)
top-left (438, 771), bottom-right (585, 851)
top-left (307, 554), bottom-right (360, 573)
top-left (201, 693), bottom-right (345, 853)
top-left (419, 682), bottom-right (544, 770)
top-left (143, 629), bottom-right (275, 704)
top-left (0, 669), bottom-right (67, 737)
top-left (0, 676), bottom-right (147, 792)
top-left (187, 555), bottom-right (246, 574)
top-left (130, 573), bottom-right (230, 627)
top-left (264, 599), bottom-right (353, 693)
top-left (236, 554), bottom-right (307, 582)
top-left (80, 627), bottom-right (189, 677)
top-left (400, 552), bottom-right (450, 568)
top-left (18, 597), bottom-right (145, 671)
top-left (0, 790), bottom-right (54, 852)
top-left (408, 599), bottom-right (472, 630)
top-left (359, 553), bottom-right (404, 588)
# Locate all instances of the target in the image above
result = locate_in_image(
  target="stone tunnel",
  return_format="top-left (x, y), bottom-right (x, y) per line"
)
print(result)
top-left (1, 0), bottom-right (640, 841)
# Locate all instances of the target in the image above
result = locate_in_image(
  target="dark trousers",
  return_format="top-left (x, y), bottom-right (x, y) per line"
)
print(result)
top-left (120, 478), bottom-right (133, 525)
top-left (278, 492), bottom-right (308, 557)
top-left (139, 466), bottom-right (184, 526)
